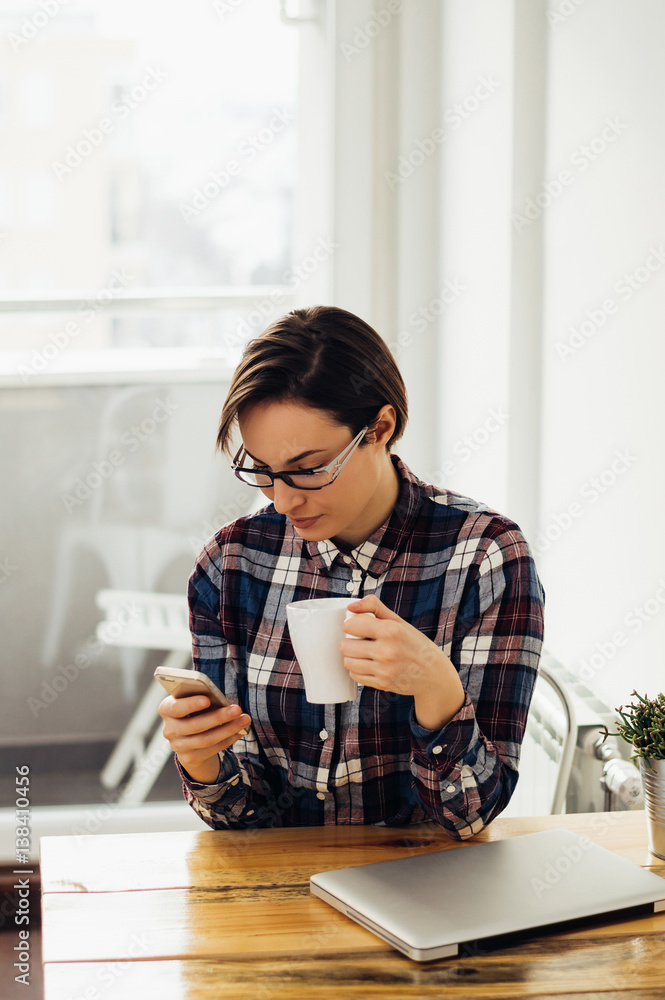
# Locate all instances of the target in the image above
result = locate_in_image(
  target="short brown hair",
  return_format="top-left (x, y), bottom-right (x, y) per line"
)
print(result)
top-left (216, 305), bottom-right (408, 456)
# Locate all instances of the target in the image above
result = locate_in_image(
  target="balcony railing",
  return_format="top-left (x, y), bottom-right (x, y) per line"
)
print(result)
top-left (0, 285), bottom-right (296, 386)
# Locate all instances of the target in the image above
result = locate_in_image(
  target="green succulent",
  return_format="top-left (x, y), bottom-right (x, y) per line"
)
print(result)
top-left (599, 690), bottom-right (665, 767)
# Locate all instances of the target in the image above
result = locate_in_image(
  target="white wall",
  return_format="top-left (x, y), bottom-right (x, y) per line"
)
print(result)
top-left (538, 0), bottom-right (665, 705)
top-left (436, 1), bottom-right (514, 514)
top-left (434, 0), bottom-right (665, 707)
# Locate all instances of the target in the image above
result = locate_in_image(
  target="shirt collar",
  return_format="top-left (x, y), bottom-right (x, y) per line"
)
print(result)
top-left (302, 454), bottom-right (423, 578)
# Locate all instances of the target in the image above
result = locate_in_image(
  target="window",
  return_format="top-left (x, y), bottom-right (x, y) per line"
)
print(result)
top-left (0, 0), bottom-right (331, 366)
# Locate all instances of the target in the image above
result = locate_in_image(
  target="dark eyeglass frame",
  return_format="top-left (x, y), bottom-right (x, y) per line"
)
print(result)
top-left (231, 424), bottom-right (370, 490)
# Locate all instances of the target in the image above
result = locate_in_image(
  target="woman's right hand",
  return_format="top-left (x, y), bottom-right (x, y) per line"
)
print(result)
top-left (158, 695), bottom-right (251, 784)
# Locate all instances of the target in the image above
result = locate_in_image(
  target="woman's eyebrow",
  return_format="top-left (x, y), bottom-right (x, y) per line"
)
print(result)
top-left (244, 447), bottom-right (327, 467)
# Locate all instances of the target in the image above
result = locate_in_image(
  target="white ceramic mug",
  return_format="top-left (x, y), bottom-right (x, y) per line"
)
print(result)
top-left (286, 597), bottom-right (359, 703)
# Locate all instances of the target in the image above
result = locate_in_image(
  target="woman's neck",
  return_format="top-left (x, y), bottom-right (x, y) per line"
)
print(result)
top-left (331, 455), bottom-right (401, 551)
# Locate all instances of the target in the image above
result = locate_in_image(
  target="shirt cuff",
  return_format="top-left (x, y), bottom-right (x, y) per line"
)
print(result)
top-left (409, 692), bottom-right (481, 771)
top-left (175, 752), bottom-right (241, 802)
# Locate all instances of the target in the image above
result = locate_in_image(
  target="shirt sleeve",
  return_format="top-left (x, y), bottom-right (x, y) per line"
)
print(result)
top-left (179, 546), bottom-right (284, 829)
top-left (408, 522), bottom-right (544, 839)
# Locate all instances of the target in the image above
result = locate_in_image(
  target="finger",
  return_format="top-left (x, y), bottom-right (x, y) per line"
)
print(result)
top-left (164, 704), bottom-right (247, 739)
top-left (346, 595), bottom-right (402, 621)
top-left (168, 714), bottom-right (251, 752)
top-left (184, 739), bottom-right (237, 763)
top-left (342, 612), bottom-right (379, 640)
top-left (343, 653), bottom-right (379, 675)
top-left (205, 706), bottom-right (250, 737)
top-left (159, 694), bottom-right (211, 720)
top-left (209, 721), bottom-right (251, 754)
top-left (186, 704), bottom-right (249, 735)
top-left (347, 668), bottom-right (381, 688)
top-left (340, 636), bottom-right (376, 659)
top-left (202, 715), bottom-right (251, 749)
top-left (179, 730), bottom-right (244, 769)
top-left (207, 714), bottom-right (252, 744)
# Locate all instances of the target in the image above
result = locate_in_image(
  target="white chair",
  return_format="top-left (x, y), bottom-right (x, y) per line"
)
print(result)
top-left (95, 589), bottom-right (191, 805)
top-left (522, 652), bottom-right (578, 814)
top-left (40, 385), bottom-right (196, 700)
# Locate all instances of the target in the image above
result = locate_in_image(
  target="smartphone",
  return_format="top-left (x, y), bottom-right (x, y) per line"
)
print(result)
top-left (154, 666), bottom-right (248, 735)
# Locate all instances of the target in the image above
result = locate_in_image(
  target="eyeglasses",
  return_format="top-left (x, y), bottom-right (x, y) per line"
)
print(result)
top-left (231, 424), bottom-right (370, 490)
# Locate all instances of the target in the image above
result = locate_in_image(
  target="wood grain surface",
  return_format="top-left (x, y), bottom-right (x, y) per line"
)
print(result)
top-left (43, 935), bottom-right (665, 1000)
top-left (40, 810), bottom-right (665, 1000)
top-left (39, 809), bottom-right (656, 894)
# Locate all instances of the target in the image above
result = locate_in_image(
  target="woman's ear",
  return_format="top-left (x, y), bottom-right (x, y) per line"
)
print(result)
top-left (367, 405), bottom-right (397, 447)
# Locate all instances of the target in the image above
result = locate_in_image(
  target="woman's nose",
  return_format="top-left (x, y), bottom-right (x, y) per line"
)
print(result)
top-left (270, 478), bottom-right (306, 515)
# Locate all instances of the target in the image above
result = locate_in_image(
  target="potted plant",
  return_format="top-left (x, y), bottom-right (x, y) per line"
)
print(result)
top-left (600, 690), bottom-right (665, 860)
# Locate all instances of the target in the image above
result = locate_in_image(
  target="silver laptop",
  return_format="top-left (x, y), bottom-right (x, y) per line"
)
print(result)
top-left (310, 828), bottom-right (665, 961)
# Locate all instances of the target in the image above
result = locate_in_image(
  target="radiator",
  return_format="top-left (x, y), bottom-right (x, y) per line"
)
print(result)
top-left (502, 653), bottom-right (642, 818)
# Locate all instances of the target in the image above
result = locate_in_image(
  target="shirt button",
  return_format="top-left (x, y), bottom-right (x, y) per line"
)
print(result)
top-left (446, 784), bottom-right (456, 793)
top-left (319, 729), bottom-right (328, 740)
top-left (346, 582), bottom-right (355, 592)
top-left (246, 809), bottom-right (255, 816)
top-left (343, 556), bottom-right (352, 564)
top-left (316, 792), bottom-right (326, 800)
top-left (432, 745), bottom-right (443, 755)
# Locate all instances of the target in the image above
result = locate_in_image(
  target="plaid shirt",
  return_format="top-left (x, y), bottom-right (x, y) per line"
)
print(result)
top-left (179, 454), bottom-right (545, 840)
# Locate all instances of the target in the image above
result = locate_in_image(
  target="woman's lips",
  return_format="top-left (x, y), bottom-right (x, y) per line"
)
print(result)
top-left (290, 515), bottom-right (322, 529)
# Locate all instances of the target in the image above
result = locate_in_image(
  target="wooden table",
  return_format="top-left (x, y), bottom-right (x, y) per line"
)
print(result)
top-left (40, 810), bottom-right (665, 999)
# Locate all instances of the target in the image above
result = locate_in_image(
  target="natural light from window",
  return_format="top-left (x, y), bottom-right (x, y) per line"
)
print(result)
top-left (0, 0), bottom-right (299, 359)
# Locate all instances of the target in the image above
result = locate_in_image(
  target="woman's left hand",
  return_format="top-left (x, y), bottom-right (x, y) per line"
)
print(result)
top-left (340, 595), bottom-right (466, 730)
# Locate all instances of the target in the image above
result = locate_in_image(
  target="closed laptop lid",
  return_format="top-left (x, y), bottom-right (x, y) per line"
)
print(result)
top-left (310, 828), bottom-right (665, 961)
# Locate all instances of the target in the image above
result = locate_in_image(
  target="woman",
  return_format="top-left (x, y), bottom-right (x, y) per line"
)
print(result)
top-left (159, 305), bottom-right (545, 839)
